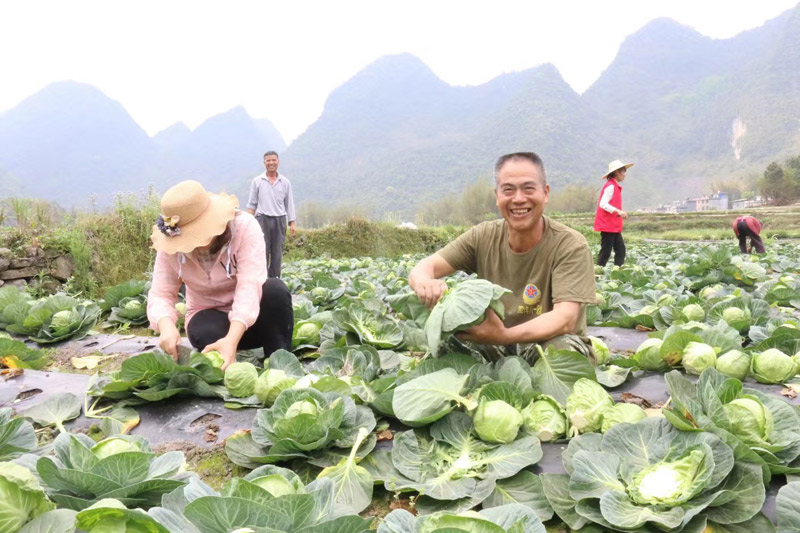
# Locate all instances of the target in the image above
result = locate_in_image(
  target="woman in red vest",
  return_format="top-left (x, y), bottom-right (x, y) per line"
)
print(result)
top-left (594, 160), bottom-right (633, 266)
top-left (732, 215), bottom-right (765, 254)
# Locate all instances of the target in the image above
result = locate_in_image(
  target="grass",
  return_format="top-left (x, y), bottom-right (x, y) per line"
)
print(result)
top-left (3, 201), bottom-right (798, 301)
top-left (184, 446), bottom-right (249, 491)
top-left (555, 204), bottom-right (800, 241)
top-left (284, 217), bottom-right (465, 260)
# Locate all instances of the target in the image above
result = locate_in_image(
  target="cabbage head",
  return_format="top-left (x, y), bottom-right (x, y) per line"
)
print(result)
top-left (635, 338), bottom-right (666, 371)
top-left (723, 396), bottom-right (774, 447)
top-left (715, 350), bottom-right (751, 380)
top-left (310, 287), bottom-right (328, 300)
top-left (681, 304), bottom-right (705, 322)
top-left (0, 461), bottom-right (55, 530)
top-left (522, 396), bottom-right (567, 442)
top-left (561, 418), bottom-right (763, 530)
top-left (293, 374), bottom-right (321, 389)
top-left (566, 378), bottom-right (614, 434)
top-left (254, 368), bottom-right (297, 406)
top-left (602, 281), bottom-right (619, 291)
top-left (657, 294), bottom-right (676, 307)
top-left (639, 305), bottom-right (658, 316)
top-left (700, 284), bottom-right (724, 300)
top-left (292, 320), bottom-right (321, 348)
top-left (50, 309), bottom-right (74, 329)
top-left (628, 449), bottom-right (706, 506)
top-left (682, 342), bottom-right (718, 376)
top-left (601, 403), bottom-right (647, 433)
top-left (473, 399), bottom-right (523, 444)
top-left (595, 292), bottom-right (606, 307)
top-left (285, 399), bottom-right (319, 419)
top-left (751, 348), bottom-right (798, 384)
top-left (589, 336), bottom-right (610, 365)
top-left (722, 306), bottom-right (749, 324)
top-left (123, 300), bottom-right (143, 311)
top-left (91, 436), bottom-right (143, 459)
top-left (174, 302), bottom-right (187, 316)
top-left (203, 350), bottom-right (225, 369)
top-left (224, 362), bottom-right (259, 398)
top-left (251, 474), bottom-right (300, 497)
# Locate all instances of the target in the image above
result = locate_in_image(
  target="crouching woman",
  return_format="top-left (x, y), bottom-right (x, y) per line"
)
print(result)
top-left (146, 180), bottom-right (293, 370)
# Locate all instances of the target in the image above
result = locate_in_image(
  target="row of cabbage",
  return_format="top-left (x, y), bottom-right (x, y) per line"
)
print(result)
top-left (0, 279), bottom-right (160, 353)
top-left (8, 360), bottom-right (800, 532)
top-left (588, 242), bottom-right (800, 387)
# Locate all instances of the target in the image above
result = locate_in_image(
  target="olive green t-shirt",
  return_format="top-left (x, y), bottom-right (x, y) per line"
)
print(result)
top-left (437, 217), bottom-right (597, 335)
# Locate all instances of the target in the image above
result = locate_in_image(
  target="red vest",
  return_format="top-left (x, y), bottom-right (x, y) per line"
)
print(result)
top-left (594, 179), bottom-right (623, 233)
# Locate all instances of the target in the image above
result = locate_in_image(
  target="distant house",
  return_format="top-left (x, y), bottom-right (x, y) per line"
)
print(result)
top-left (731, 196), bottom-right (766, 209)
top-left (695, 192), bottom-right (729, 211)
top-left (641, 191), bottom-right (732, 213)
top-left (679, 198), bottom-right (697, 213)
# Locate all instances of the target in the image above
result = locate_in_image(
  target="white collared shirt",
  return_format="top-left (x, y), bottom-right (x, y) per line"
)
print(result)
top-left (246, 172), bottom-right (296, 221)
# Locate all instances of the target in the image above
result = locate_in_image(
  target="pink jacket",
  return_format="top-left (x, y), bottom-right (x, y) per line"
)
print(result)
top-left (147, 211), bottom-right (267, 332)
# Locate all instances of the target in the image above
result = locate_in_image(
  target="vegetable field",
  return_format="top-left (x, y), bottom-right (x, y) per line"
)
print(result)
top-left (3, 240), bottom-right (800, 532)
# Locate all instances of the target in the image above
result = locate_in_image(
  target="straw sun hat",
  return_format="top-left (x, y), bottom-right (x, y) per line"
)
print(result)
top-left (602, 160), bottom-right (634, 179)
top-left (150, 180), bottom-right (238, 254)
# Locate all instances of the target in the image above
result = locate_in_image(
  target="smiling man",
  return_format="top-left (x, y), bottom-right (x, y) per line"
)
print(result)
top-left (409, 152), bottom-right (597, 361)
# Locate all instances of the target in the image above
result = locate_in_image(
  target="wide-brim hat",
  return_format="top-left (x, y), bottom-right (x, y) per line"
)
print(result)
top-left (151, 180), bottom-right (238, 254)
top-left (602, 160), bottom-right (634, 179)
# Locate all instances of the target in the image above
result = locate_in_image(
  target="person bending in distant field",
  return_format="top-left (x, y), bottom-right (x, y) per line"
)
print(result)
top-left (408, 152), bottom-right (597, 363)
top-left (593, 160), bottom-right (633, 267)
top-left (147, 180), bottom-right (293, 370)
top-left (246, 151), bottom-right (297, 278)
top-left (732, 215), bottom-right (766, 254)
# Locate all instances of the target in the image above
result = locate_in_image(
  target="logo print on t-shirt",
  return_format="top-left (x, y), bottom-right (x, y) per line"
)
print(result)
top-left (523, 283), bottom-right (540, 305)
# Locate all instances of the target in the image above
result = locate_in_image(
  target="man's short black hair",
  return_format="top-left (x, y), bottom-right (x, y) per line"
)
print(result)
top-left (493, 152), bottom-right (547, 185)
top-left (263, 151), bottom-right (279, 159)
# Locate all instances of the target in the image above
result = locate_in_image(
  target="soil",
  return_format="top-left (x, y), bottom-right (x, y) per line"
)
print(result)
top-left (15, 388), bottom-right (42, 401)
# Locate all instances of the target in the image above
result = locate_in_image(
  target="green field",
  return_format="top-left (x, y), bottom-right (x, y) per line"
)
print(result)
top-left (2, 235), bottom-right (800, 531)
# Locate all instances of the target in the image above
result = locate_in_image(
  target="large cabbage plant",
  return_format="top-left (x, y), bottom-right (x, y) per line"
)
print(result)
top-left (0, 408), bottom-right (36, 460)
top-left (63, 467), bottom-right (375, 533)
top-left (541, 417), bottom-right (765, 532)
top-left (86, 351), bottom-right (225, 406)
top-left (379, 503), bottom-right (545, 533)
top-left (5, 294), bottom-right (100, 344)
top-left (423, 279), bottom-right (510, 357)
top-left (36, 433), bottom-right (189, 510)
top-left (664, 368), bottom-right (800, 475)
top-left (225, 387), bottom-right (375, 468)
top-left (384, 412), bottom-right (542, 514)
top-left (0, 461), bottom-right (55, 531)
top-left (99, 278), bottom-right (150, 326)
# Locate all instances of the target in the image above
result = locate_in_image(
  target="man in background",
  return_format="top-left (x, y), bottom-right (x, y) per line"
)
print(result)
top-left (732, 215), bottom-right (765, 254)
top-left (246, 151), bottom-right (297, 277)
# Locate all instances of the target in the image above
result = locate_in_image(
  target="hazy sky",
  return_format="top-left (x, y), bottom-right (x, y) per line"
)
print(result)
top-left (1, 0), bottom-right (796, 142)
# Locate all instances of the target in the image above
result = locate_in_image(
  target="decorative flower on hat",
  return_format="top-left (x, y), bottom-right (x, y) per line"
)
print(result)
top-left (156, 214), bottom-right (181, 237)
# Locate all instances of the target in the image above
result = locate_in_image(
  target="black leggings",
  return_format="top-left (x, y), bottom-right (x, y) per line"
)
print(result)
top-left (597, 232), bottom-right (626, 267)
top-left (737, 220), bottom-right (765, 254)
top-left (187, 278), bottom-right (294, 358)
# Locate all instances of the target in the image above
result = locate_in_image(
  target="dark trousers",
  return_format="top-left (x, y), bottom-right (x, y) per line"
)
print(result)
top-left (737, 220), bottom-right (765, 254)
top-left (256, 215), bottom-right (287, 278)
top-left (187, 278), bottom-right (293, 358)
top-left (597, 232), bottom-right (626, 266)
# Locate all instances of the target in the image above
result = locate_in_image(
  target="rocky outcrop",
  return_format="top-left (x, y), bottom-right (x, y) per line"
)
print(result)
top-left (0, 246), bottom-right (74, 287)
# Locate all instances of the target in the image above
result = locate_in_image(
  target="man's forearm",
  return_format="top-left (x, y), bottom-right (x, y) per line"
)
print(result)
top-left (246, 208), bottom-right (255, 215)
top-left (504, 306), bottom-right (578, 344)
top-left (409, 260), bottom-right (435, 290)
